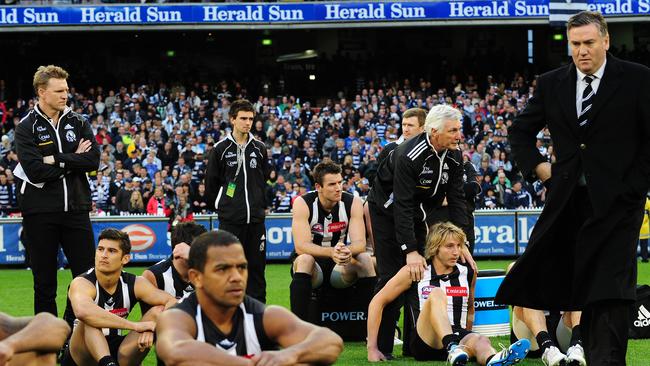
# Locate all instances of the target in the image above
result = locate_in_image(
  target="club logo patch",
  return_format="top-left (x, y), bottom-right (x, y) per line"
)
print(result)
top-left (311, 223), bottom-right (324, 234)
top-left (66, 130), bottom-right (76, 142)
top-left (250, 158), bottom-right (257, 168)
top-left (421, 285), bottom-right (435, 300)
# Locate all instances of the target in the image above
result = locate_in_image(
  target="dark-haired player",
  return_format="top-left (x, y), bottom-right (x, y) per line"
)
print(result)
top-left (61, 228), bottom-right (176, 366)
top-left (143, 221), bottom-right (208, 299)
top-left (156, 230), bottom-right (344, 365)
top-left (289, 161), bottom-right (377, 321)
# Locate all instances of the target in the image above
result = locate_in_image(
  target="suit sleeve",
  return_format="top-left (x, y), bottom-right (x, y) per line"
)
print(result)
top-left (205, 144), bottom-right (224, 211)
top-left (508, 77), bottom-right (549, 182)
top-left (392, 152), bottom-right (419, 254)
top-left (14, 120), bottom-right (66, 183)
top-left (623, 66), bottom-right (650, 196)
top-left (54, 117), bottom-right (100, 172)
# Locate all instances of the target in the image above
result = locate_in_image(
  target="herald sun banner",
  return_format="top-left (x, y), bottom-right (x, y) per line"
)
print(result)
top-left (0, 0), bottom-right (647, 28)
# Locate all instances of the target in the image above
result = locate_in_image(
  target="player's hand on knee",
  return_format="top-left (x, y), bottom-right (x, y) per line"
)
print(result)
top-left (134, 321), bottom-right (156, 333)
top-left (137, 331), bottom-right (154, 352)
top-left (367, 348), bottom-right (387, 362)
top-left (406, 251), bottom-right (427, 281)
top-left (0, 341), bottom-right (15, 366)
top-left (251, 350), bottom-right (297, 366)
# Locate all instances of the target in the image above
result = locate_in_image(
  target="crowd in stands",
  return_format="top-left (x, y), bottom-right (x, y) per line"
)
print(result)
top-left (0, 72), bottom-right (556, 221)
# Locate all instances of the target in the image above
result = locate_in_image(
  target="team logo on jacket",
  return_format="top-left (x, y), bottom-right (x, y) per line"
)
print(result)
top-left (64, 124), bottom-right (74, 130)
top-left (66, 130), bottom-right (76, 142)
top-left (441, 172), bottom-right (449, 184)
top-left (122, 224), bottom-right (157, 252)
top-left (250, 158), bottom-right (257, 168)
top-left (328, 222), bottom-right (347, 233)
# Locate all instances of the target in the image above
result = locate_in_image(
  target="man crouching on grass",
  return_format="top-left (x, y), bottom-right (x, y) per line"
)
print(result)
top-left (156, 230), bottom-right (344, 366)
top-left (61, 228), bottom-right (177, 366)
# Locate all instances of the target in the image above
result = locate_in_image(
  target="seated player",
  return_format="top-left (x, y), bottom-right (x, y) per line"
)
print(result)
top-left (143, 221), bottom-right (208, 299)
top-left (290, 161), bottom-right (377, 321)
top-left (143, 222), bottom-right (207, 366)
top-left (506, 263), bottom-right (585, 366)
top-left (0, 312), bottom-right (70, 366)
top-left (367, 222), bottom-right (530, 365)
top-left (156, 230), bottom-right (344, 365)
top-left (62, 228), bottom-right (177, 366)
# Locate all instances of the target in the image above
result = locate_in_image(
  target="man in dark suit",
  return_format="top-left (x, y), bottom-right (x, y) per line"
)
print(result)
top-left (496, 11), bottom-right (650, 365)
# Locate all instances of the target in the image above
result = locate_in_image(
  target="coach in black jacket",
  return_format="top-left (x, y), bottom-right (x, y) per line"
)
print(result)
top-left (496, 12), bottom-right (650, 365)
top-left (14, 65), bottom-right (99, 316)
top-left (205, 99), bottom-right (271, 303)
top-left (367, 105), bottom-right (472, 356)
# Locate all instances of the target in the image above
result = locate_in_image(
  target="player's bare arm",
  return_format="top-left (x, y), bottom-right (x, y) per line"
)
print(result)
top-left (134, 276), bottom-right (177, 310)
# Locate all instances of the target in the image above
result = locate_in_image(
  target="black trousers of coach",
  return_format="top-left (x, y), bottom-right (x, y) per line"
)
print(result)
top-left (22, 211), bottom-right (95, 316)
top-left (369, 202), bottom-right (428, 356)
top-left (218, 221), bottom-right (267, 303)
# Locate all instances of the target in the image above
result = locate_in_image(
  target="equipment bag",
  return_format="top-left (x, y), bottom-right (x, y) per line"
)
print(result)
top-left (629, 285), bottom-right (650, 339)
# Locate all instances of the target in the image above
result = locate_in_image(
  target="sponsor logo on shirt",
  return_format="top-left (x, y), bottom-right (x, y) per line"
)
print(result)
top-left (446, 286), bottom-right (468, 297)
top-left (328, 222), bottom-right (347, 233)
top-left (109, 308), bottom-right (129, 318)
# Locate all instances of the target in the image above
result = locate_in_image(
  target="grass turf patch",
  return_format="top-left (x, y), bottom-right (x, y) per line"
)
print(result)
top-left (0, 260), bottom-right (648, 365)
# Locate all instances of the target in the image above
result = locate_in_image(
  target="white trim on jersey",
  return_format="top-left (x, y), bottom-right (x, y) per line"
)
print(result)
top-left (162, 266), bottom-right (175, 296)
top-left (242, 303), bottom-right (262, 356)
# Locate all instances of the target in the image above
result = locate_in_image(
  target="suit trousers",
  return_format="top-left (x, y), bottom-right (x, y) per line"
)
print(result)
top-left (218, 221), bottom-right (267, 303)
top-left (581, 300), bottom-right (630, 365)
top-left (22, 211), bottom-right (95, 316)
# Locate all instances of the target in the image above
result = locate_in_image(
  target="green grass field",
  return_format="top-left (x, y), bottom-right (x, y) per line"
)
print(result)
top-left (1, 260), bottom-right (649, 365)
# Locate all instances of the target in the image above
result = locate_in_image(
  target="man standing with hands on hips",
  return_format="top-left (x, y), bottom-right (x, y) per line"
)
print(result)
top-left (497, 11), bottom-right (650, 365)
top-left (14, 65), bottom-right (99, 316)
top-left (205, 99), bottom-right (271, 303)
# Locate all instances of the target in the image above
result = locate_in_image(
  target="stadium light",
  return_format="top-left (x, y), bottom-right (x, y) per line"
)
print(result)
top-left (309, 74), bottom-right (316, 80)
top-left (553, 34), bottom-right (564, 41)
top-left (166, 50), bottom-right (175, 57)
top-left (262, 39), bottom-right (272, 46)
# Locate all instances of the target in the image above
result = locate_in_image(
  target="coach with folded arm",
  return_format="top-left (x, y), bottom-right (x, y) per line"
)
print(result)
top-left (496, 11), bottom-right (650, 365)
top-left (14, 65), bottom-right (99, 317)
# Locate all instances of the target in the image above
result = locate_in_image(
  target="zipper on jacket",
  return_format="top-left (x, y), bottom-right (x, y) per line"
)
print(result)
top-left (431, 149), bottom-right (447, 198)
top-left (35, 105), bottom-right (71, 211)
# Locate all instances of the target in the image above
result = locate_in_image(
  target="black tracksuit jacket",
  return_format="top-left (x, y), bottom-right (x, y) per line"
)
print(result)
top-left (14, 105), bottom-right (99, 215)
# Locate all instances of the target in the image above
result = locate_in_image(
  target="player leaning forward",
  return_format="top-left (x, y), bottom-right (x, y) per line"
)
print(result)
top-left (156, 230), bottom-right (344, 365)
top-left (367, 222), bottom-right (530, 365)
top-left (289, 161), bottom-right (377, 321)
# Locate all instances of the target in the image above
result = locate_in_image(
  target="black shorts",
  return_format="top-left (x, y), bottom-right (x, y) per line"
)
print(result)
top-left (61, 335), bottom-right (126, 366)
top-left (289, 251), bottom-right (336, 289)
top-left (409, 327), bottom-right (473, 361)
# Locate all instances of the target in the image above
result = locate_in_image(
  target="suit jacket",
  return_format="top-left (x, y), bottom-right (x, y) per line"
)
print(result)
top-left (496, 54), bottom-right (650, 309)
